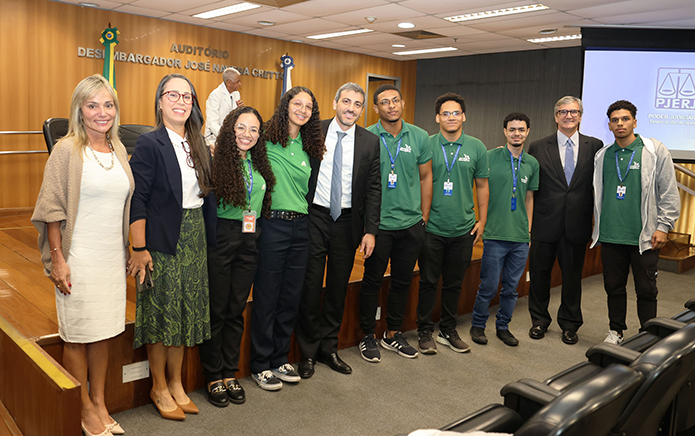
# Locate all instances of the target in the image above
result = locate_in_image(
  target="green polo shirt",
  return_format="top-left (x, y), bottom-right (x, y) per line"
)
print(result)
top-left (217, 156), bottom-right (267, 220)
top-left (367, 120), bottom-right (432, 231)
top-left (483, 146), bottom-right (539, 243)
top-left (427, 132), bottom-right (489, 237)
top-left (599, 135), bottom-right (643, 246)
top-left (266, 134), bottom-right (311, 214)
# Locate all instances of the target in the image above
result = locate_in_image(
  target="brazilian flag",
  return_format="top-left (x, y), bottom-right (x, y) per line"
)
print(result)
top-left (100, 26), bottom-right (120, 93)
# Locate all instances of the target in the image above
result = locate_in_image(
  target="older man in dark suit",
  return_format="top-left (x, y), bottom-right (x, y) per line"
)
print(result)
top-left (527, 96), bottom-right (603, 345)
top-left (296, 82), bottom-right (381, 378)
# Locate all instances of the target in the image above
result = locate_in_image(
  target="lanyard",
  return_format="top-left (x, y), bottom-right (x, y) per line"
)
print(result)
top-left (441, 142), bottom-right (462, 182)
top-left (510, 148), bottom-right (523, 197)
top-left (243, 160), bottom-right (253, 210)
top-left (615, 148), bottom-right (637, 187)
top-left (380, 134), bottom-right (401, 174)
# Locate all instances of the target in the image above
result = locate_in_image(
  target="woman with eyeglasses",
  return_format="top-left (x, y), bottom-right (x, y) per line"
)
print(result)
top-left (128, 73), bottom-right (217, 421)
top-left (249, 86), bottom-right (325, 391)
top-left (198, 106), bottom-right (276, 407)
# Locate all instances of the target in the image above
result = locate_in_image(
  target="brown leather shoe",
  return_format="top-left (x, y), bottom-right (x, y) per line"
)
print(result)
top-left (176, 398), bottom-right (199, 414)
top-left (150, 391), bottom-right (185, 421)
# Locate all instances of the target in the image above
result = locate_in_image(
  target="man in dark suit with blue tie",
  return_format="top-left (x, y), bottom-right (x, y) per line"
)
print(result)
top-left (296, 82), bottom-right (381, 378)
top-left (527, 96), bottom-right (603, 345)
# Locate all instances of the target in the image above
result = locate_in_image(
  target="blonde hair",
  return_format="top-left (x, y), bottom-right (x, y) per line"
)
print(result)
top-left (63, 74), bottom-right (123, 155)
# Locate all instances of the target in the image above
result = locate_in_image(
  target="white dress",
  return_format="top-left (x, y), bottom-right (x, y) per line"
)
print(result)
top-left (55, 149), bottom-right (130, 343)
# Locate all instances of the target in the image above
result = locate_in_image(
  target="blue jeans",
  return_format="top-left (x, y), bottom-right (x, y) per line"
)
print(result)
top-left (472, 240), bottom-right (529, 330)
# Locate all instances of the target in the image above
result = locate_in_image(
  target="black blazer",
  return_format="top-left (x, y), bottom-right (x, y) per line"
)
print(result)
top-left (528, 132), bottom-right (603, 245)
top-left (307, 119), bottom-right (381, 248)
top-left (129, 126), bottom-right (217, 255)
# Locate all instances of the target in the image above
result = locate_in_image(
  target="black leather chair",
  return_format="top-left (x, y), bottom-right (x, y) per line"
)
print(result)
top-left (42, 118), bottom-right (69, 153)
top-left (118, 124), bottom-right (151, 155)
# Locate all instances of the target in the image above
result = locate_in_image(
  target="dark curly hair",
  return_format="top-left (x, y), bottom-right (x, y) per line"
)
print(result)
top-left (607, 100), bottom-right (637, 119)
top-left (264, 86), bottom-right (325, 159)
top-left (212, 106), bottom-right (276, 218)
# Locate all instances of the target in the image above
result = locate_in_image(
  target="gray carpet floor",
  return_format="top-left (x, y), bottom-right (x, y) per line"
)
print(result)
top-left (113, 268), bottom-right (695, 436)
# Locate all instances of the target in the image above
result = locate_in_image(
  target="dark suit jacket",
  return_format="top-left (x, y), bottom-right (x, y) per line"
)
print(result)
top-left (307, 119), bottom-right (381, 248)
top-left (528, 132), bottom-right (603, 245)
top-left (129, 126), bottom-right (217, 255)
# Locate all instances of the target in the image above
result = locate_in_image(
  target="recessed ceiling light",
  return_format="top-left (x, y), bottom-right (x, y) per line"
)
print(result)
top-left (528, 34), bottom-right (581, 43)
top-left (392, 44), bottom-right (406, 48)
top-left (193, 2), bottom-right (261, 19)
top-left (444, 4), bottom-right (549, 23)
top-left (258, 20), bottom-right (275, 26)
top-left (539, 28), bottom-right (557, 34)
top-left (398, 22), bottom-right (415, 29)
top-left (394, 47), bottom-right (458, 56)
top-left (79, 2), bottom-right (99, 6)
top-left (307, 28), bottom-right (373, 40)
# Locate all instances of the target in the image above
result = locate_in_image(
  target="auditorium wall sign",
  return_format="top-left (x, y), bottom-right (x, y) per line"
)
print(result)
top-left (76, 42), bottom-right (283, 80)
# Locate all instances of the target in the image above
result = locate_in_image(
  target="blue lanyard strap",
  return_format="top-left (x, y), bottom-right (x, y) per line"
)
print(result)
top-left (441, 142), bottom-right (462, 181)
top-left (510, 148), bottom-right (523, 196)
top-left (615, 148), bottom-right (637, 186)
top-left (243, 160), bottom-right (253, 210)
top-left (380, 134), bottom-right (401, 173)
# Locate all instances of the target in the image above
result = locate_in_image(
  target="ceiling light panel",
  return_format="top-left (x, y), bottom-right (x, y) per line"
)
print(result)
top-left (527, 34), bottom-right (582, 43)
top-left (193, 3), bottom-right (261, 19)
top-left (307, 28), bottom-right (373, 39)
top-left (444, 4), bottom-right (549, 23)
top-left (394, 47), bottom-right (458, 55)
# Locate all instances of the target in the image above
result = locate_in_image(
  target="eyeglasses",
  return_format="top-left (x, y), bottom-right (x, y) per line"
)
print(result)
top-left (440, 111), bottom-right (462, 118)
top-left (556, 109), bottom-right (581, 117)
top-left (181, 140), bottom-right (195, 168)
top-left (162, 91), bottom-right (196, 105)
top-left (290, 100), bottom-right (313, 113)
top-left (378, 97), bottom-right (401, 107)
top-left (234, 124), bottom-right (260, 136)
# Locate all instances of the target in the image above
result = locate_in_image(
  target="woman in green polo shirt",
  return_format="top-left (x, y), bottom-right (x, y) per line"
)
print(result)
top-left (249, 86), bottom-right (325, 391)
top-left (199, 106), bottom-right (276, 407)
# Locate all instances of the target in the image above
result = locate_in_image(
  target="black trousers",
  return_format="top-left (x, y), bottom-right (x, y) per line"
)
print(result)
top-left (417, 231), bottom-right (475, 333)
top-left (296, 207), bottom-right (356, 358)
top-left (600, 242), bottom-right (659, 332)
top-left (528, 235), bottom-right (586, 332)
top-left (199, 218), bottom-right (260, 383)
top-left (360, 220), bottom-right (426, 334)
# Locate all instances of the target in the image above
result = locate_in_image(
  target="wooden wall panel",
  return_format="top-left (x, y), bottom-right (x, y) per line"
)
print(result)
top-left (0, 0), bottom-right (416, 209)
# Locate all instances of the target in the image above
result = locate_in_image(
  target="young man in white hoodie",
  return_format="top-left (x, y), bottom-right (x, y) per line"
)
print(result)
top-left (590, 100), bottom-right (680, 344)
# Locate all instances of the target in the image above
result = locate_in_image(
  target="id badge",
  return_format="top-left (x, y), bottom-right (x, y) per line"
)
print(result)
top-left (511, 196), bottom-right (517, 211)
top-left (443, 181), bottom-right (453, 196)
top-left (242, 211), bottom-right (257, 233)
top-left (616, 185), bottom-right (626, 200)
top-left (388, 173), bottom-right (397, 189)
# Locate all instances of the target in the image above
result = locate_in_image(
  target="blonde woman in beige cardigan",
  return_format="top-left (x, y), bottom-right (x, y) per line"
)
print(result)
top-left (32, 75), bottom-right (134, 436)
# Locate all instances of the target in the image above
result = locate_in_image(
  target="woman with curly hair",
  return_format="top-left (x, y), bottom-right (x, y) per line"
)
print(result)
top-left (249, 86), bottom-right (326, 390)
top-left (198, 106), bottom-right (275, 407)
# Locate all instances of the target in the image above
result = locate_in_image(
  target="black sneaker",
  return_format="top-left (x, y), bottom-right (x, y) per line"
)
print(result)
top-left (418, 330), bottom-right (437, 354)
top-left (271, 363), bottom-right (301, 383)
top-left (381, 331), bottom-right (419, 358)
top-left (470, 327), bottom-right (488, 345)
top-left (496, 329), bottom-right (519, 347)
top-left (359, 334), bottom-right (381, 363)
top-left (253, 370), bottom-right (283, 391)
top-left (437, 330), bottom-right (471, 353)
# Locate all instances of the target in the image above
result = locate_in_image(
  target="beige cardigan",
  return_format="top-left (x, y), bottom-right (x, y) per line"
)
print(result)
top-left (31, 136), bottom-right (135, 276)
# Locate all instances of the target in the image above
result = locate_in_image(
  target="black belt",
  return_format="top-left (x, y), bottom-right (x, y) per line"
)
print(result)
top-left (311, 204), bottom-right (352, 215)
top-left (269, 210), bottom-right (306, 221)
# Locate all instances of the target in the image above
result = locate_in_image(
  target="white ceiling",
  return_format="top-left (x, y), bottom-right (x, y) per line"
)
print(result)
top-left (54, 0), bottom-right (695, 60)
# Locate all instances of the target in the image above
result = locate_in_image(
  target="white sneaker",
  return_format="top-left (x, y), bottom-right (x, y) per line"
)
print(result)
top-left (604, 330), bottom-right (624, 345)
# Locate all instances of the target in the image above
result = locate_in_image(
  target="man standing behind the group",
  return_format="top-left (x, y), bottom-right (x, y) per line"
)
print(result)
top-left (591, 100), bottom-right (679, 344)
top-left (528, 96), bottom-right (603, 345)
top-left (470, 113), bottom-right (538, 347)
top-left (358, 84), bottom-right (432, 362)
top-left (417, 93), bottom-right (488, 355)
top-left (205, 67), bottom-right (244, 149)
top-left (296, 83), bottom-right (381, 378)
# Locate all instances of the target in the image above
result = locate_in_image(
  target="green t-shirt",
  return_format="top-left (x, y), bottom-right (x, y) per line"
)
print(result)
top-left (599, 135), bottom-right (643, 246)
top-left (216, 156), bottom-right (267, 220)
top-left (266, 134), bottom-right (311, 214)
top-left (367, 120), bottom-right (432, 231)
top-left (427, 132), bottom-right (489, 237)
top-left (483, 146), bottom-right (539, 243)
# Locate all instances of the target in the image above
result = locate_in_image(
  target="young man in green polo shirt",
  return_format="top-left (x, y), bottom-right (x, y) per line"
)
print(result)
top-left (358, 84), bottom-right (433, 362)
top-left (590, 100), bottom-right (679, 344)
top-left (416, 92), bottom-right (489, 355)
top-left (470, 113), bottom-right (539, 347)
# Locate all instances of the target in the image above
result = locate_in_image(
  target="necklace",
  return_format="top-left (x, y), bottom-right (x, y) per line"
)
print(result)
top-left (88, 137), bottom-right (115, 170)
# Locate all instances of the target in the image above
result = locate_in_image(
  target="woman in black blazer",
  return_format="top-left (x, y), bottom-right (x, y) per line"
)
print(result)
top-left (128, 73), bottom-right (216, 421)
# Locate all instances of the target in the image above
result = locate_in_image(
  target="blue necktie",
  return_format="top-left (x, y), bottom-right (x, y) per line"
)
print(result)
top-left (564, 138), bottom-right (575, 185)
top-left (330, 131), bottom-right (347, 221)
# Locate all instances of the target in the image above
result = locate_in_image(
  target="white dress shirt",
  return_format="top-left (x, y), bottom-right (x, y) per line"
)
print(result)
top-left (204, 82), bottom-right (241, 147)
top-left (557, 130), bottom-right (580, 170)
top-left (314, 118), bottom-right (355, 209)
top-left (166, 128), bottom-right (204, 209)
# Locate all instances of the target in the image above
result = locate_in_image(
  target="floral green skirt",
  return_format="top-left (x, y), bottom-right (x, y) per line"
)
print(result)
top-left (134, 208), bottom-right (211, 348)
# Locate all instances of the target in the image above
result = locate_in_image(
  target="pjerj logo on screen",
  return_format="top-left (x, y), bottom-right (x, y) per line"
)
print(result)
top-left (656, 68), bottom-right (695, 109)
